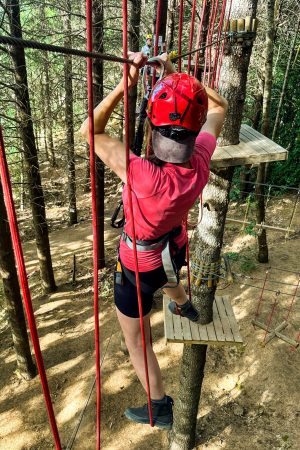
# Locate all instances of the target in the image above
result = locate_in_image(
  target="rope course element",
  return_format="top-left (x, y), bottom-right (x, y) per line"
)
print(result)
top-left (252, 268), bottom-right (300, 348)
top-left (0, 127), bottom-right (62, 449)
top-left (85, 0), bottom-right (102, 447)
top-left (122, 0), bottom-right (153, 427)
top-left (0, 34), bottom-right (132, 63)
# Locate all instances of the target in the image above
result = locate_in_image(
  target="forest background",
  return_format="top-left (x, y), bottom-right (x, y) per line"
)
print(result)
top-left (0, 0), bottom-right (299, 449)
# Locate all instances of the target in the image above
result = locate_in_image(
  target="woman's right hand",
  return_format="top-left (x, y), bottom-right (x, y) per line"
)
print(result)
top-left (126, 52), bottom-right (147, 88)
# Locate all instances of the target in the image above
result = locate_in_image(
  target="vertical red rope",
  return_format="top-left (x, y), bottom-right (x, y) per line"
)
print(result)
top-left (177, 0), bottom-right (184, 72)
top-left (203, 0), bottom-right (218, 86)
top-left (85, 1), bottom-right (101, 448)
top-left (0, 127), bottom-right (62, 450)
top-left (187, 0), bottom-right (197, 74)
top-left (184, 218), bottom-right (192, 302)
top-left (210, 0), bottom-right (227, 89)
top-left (122, 0), bottom-right (153, 427)
top-left (215, 0), bottom-right (233, 90)
top-left (194, 0), bottom-right (207, 78)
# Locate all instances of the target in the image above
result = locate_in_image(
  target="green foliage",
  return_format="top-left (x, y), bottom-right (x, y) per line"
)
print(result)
top-left (225, 251), bottom-right (257, 273)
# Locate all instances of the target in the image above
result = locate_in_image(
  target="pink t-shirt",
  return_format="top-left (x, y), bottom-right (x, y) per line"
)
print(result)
top-left (120, 131), bottom-right (216, 271)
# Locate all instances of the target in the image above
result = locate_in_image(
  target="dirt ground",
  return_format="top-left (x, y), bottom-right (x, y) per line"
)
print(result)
top-left (0, 174), bottom-right (300, 450)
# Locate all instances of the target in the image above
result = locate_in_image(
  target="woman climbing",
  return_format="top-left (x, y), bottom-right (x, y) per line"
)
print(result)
top-left (80, 52), bottom-right (228, 429)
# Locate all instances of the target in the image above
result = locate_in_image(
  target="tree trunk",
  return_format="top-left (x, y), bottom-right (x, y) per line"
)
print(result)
top-left (272, 14), bottom-right (300, 140)
top-left (8, 0), bottom-right (56, 293)
top-left (128, 0), bottom-right (141, 148)
top-left (169, 2), bottom-right (258, 448)
top-left (166, 0), bottom-right (177, 50)
top-left (64, 0), bottom-right (78, 226)
top-left (93, 0), bottom-right (105, 269)
top-left (44, 51), bottom-right (56, 167)
top-left (0, 181), bottom-right (36, 380)
top-left (255, 0), bottom-right (275, 264)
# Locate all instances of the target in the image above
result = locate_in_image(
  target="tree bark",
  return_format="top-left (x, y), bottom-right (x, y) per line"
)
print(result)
top-left (166, 0), bottom-right (177, 50)
top-left (0, 181), bottom-right (36, 380)
top-left (8, 0), bottom-right (56, 293)
top-left (64, 0), bottom-right (78, 226)
top-left (272, 14), bottom-right (300, 140)
top-left (255, 0), bottom-right (275, 264)
top-left (170, 2), bottom-right (258, 448)
top-left (93, 0), bottom-right (105, 269)
top-left (128, 0), bottom-right (141, 148)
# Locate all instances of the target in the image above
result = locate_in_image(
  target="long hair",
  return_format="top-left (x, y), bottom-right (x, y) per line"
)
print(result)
top-left (144, 118), bottom-right (165, 167)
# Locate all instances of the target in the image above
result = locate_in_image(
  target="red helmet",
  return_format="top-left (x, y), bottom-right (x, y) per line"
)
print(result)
top-left (147, 73), bottom-right (208, 132)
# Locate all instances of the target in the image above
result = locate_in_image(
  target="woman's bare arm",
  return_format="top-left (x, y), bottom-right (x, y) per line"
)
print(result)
top-left (80, 52), bottom-right (146, 183)
top-left (201, 86), bottom-right (228, 139)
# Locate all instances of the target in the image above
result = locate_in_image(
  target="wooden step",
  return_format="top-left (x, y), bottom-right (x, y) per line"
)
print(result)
top-left (163, 295), bottom-right (243, 346)
top-left (211, 124), bottom-right (288, 169)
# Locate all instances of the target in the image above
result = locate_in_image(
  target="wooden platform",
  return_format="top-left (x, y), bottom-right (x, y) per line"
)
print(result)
top-left (163, 295), bottom-right (243, 346)
top-left (211, 124), bottom-right (288, 169)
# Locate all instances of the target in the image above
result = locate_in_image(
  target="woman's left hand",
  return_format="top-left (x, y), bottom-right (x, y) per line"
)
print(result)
top-left (126, 52), bottom-right (147, 88)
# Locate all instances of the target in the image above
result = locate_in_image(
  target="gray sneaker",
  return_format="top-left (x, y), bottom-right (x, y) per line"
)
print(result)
top-left (168, 300), bottom-right (199, 322)
top-left (124, 395), bottom-right (174, 429)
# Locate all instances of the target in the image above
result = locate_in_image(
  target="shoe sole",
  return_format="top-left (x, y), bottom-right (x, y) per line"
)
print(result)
top-left (124, 411), bottom-right (173, 430)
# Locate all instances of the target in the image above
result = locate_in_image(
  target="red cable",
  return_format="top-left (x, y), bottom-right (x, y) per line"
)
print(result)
top-left (187, 0), bottom-right (197, 74)
top-left (0, 127), bottom-right (62, 450)
top-left (122, 0), bottom-right (153, 427)
top-left (194, 0), bottom-right (207, 78)
top-left (85, 1), bottom-right (101, 448)
top-left (203, 0), bottom-right (218, 86)
top-left (207, 0), bottom-right (219, 87)
top-left (184, 218), bottom-right (192, 302)
top-left (178, 0), bottom-right (184, 72)
top-left (210, 0), bottom-right (227, 89)
top-left (215, 0), bottom-right (233, 90)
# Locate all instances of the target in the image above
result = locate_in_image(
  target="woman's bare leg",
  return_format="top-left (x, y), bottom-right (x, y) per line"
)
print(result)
top-left (116, 307), bottom-right (165, 400)
top-left (163, 281), bottom-right (188, 305)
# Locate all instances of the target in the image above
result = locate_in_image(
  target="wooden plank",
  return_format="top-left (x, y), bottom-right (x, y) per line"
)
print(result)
top-left (212, 300), bottom-right (226, 342)
top-left (190, 319), bottom-right (201, 341)
top-left (215, 296), bottom-right (235, 342)
top-left (211, 124), bottom-right (288, 169)
top-left (241, 126), bottom-right (288, 157)
top-left (163, 296), bottom-right (175, 340)
top-left (222, 296), bottom-right (243, 343)
top-left (198, 321), bottom-right (209, 341)
top-left (181, 317), bottom-right (192, 341)
top-left (163, 296), bottom-right (243, 346)
top-left (173, 313), bottom-right (183, 341)
top-left (205, 317), bottom-right (217, 342)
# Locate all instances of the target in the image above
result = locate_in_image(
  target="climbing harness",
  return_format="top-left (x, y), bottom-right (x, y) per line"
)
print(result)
top-left (121, 226), bottom-right (183, 286)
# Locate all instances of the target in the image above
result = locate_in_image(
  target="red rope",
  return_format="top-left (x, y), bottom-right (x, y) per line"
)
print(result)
top-left (122, 0), bottom-right (153, 427)
top-left (194, 0), bottom-right (207, 78)
top-left (177, 0), bottom-right (184, 72)
top-left (187, 0), bottom-right (197, 74)
top-left (85, 1), bottom-right (101, 448)
top-left (215, 0), bottom-right (233, 90)
top-left (184, 218), bottom-right (192, 302)
top-left (0, 127), bottom-right (62, 450)
top-left (210, 0), bottom-right (227, 88)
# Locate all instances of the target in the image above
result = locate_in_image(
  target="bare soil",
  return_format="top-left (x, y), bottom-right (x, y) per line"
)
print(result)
top-left (0, 168), bottom-right (300, 450)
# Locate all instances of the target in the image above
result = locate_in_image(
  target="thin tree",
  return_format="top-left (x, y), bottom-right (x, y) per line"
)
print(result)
top-left (8, 0), bottom-right (56, 293)
top-left (272, 14), bottom-right (300, 140)
top-left (255, 0), bottom-right (276, 263)
top-left (128, 0), bottom-right (142, 148)
top-left (166, 0), bottom-right (177, 50)
top-left (169, 1), bottom-right (258, 449)
top-left (0, 181), bottom-right (36, 380)
top-left (93, 0), bottom-right (105, 268)
top-left (64, 0), bottom-right (78, 226)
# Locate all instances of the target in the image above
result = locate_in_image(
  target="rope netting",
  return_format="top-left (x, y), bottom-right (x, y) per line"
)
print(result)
top-left (0, 1), bottom-right (236, 448)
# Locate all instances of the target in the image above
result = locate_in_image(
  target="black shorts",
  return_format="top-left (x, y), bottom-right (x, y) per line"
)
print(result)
top-left (114, 245), bottom-right (186, 318)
